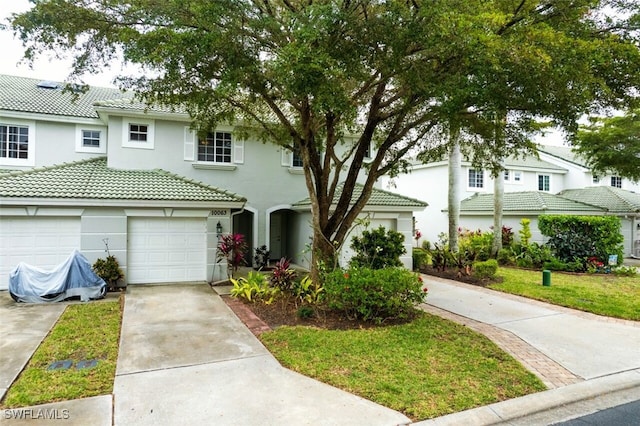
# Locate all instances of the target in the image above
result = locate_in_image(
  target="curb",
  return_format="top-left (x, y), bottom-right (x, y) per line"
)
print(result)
top-left (414, 369), bottom-right (640, 425)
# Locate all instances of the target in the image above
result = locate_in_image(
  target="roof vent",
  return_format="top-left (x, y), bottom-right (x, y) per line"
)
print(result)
top-left (37, 80), bottom-right (60, 89)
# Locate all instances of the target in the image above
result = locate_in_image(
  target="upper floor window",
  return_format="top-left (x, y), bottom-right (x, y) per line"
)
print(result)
top-left (0, 121), bottom-right (35, 166)
top-left (504, 170), bottom-right (522, 183)
top-left (0, 124), bottom-right (29, 159)
top-left (592, 175), bottom-right (600, 184)
top-left (468, 169), bottom-right (484, 189)
top-left (538, 174), bottom-right (550, 192)
top-left (82, 130), bottom-right (101, 147)
top-left (122, 118), bottom-right (155, 150)
top-left (129, 124), bottom-right (148, 142)
top-left (76, 125), bottom-right (106, 154)
top-left (611, 176), bottom-right (622, 188)
top-left (198, 132), bottom-right (232, 163)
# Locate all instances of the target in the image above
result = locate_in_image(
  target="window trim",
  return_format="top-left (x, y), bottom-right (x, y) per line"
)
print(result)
top-left (122, 118), bottom-right (155, 150)
top-left (197, 131), bottom-right (233, 164)
top-left (75, 125), bottom-right (106, 154)
top-left (0, 119), bottom-right (35, 167)
top-left (504, 169), bottom-right (523, 184)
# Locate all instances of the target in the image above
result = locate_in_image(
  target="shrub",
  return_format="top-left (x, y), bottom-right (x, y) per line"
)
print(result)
top-left (501, 225), bottom-right (514, 247)
top-left (292, 275), bottom-right (324, 305)
top-left (473, 259), bottom-right (498, 279)
top-left (323, 267), bottom-right (427, 322)
top-left (230, 271), bottom-right (278, 304)
top-left (270, 257), bottom-right (297, 291)
top-left (613, 266), bottom-right (638, 277)
top-left (458, 228), bottom-right (492, 261)
top-left (538, 215), bottom-right (624, 270)
top-left (350, 226), bottom-right (406, 269)
top-left (543, 258), bottom-right (568, 271)
top-left (93, 255), bottom-right (124, 288)
top-left (253, 245), bottom-right (270, 270)
top-left (497, 248), bottom-right (514, 266)
top-left (518, 219), bottom-right (532, 247)
top-left (217, 233), bottom-right (248, 278)
top-left (515, 243), bottom-right (554, 269)
top-left (412, 248), bottom-right (429, 271)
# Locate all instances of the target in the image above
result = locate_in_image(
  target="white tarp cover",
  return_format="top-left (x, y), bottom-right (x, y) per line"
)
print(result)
top-left (9, 250), bottom-right (106, 303)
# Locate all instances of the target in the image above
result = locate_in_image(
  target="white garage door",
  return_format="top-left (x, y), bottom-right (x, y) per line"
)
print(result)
top-left (127, 218), bottom-right (207, 284)
top-left (0, 217), bottom-right (81, 290)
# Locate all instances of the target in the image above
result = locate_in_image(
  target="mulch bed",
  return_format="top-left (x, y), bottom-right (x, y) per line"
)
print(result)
top-left (419, 266), bottom-right (502, 287)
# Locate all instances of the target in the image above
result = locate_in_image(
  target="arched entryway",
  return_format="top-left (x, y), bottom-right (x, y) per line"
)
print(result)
top-left (232, 208), bottom-right (256, 267)
top-left (266, 206), bottom-right (296, 261)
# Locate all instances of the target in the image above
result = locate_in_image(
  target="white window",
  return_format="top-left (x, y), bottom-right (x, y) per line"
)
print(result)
top-left (198, 132), bottom-right (232, 163)
top-left (513, 171), bottom-right (522, 182)
top-left (0, 120), bottom-right (35, 166)
top-left (468, 169), bottom-right (484, 189)
top-left (503, 170), bottom-right (510, 181)
top-left (538, 174), bottom-right (550, 192)
top-left (122, 118), bottom-right (155, 149)
top-left (611, 176), bottom-right (622, 188)
top-left (75, 125), bottom-right (106, 153)
top-left (592, 175), bottom-right (600, 184)
top-left (504, 170), bottom-right (523, 183)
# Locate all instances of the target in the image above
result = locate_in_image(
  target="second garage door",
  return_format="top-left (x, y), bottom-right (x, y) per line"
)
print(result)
top-left (127, 217), bottom-right (207, 284)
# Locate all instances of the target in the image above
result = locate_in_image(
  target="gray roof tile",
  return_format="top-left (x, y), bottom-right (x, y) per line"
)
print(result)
top-left (0, 157), bottom-right (245, 203)
top-left (293, 182), bottom-right (427, 208)
top-left (0, 74), bottom-right (129, 119)
top-left (558, 186), bottom-right (640, 213)
top-left (538, 145), bottom-right (588, 168)
top-left (460, 191), bottom-right (605, 213)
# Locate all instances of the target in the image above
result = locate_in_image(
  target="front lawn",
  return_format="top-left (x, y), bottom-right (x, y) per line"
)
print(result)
top-left (1, 299), bottom-right (122, 408)
top-left (260, 313), bottom-right (546, 421)
top-left (491, 267), bottom-right (640, 321)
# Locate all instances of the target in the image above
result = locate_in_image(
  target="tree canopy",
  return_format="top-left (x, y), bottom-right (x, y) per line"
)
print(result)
top-left (11, 0), bottom-right (640, 277)
top-left (574, 110), bottom-right (640, 181)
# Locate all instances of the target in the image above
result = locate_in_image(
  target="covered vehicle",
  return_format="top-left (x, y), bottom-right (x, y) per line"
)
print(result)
top-left (9, 250), bottom-right (106, 303)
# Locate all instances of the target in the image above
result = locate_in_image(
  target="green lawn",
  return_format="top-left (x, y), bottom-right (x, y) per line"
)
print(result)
top-left (260, 313), bottom-right (546, 421)
top-left (1, 299), bottom-right (122, 408)
top-left (491, 267), bottom-right (640, 321)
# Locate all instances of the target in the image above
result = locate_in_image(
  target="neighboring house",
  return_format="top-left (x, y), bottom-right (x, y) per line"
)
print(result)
top-left (382, 155), bottom-right (569, 245)
top-left (458, 191), bottom-right (606, 245)
top-left (0, 74), bottom-right (425, 289)
top-left (384, 144), bottom-right (640, 255)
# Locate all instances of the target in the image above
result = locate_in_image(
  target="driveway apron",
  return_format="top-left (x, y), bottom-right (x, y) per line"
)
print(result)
top-left (113, 284), bottom-right (410, 426)
top-left (0, 292), bottom-right (65, 400)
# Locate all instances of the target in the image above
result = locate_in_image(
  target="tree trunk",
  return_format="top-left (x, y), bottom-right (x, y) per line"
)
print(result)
top-left (492, 166), bottom-right (504, 257)
top-left (448, 133), bottom-right (461, 252)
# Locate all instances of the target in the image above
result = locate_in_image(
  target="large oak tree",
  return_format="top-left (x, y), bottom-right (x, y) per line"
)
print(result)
top-left (11, 0), bottom-right (640, 280)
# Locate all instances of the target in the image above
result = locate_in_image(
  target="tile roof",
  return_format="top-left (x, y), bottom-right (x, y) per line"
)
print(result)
top-left (0, 74), bottom-right (129, 119)
top-left (0, 157), bottom-right (245, 204)
top-left (503, 155), bottom-right (567, 172)
top-left (538, 145), bottom-right (588, 168)
top-left (292, 182), bottom-right (428, 209)
top-left (459, 191), bottom-right (605, 213)
top-left (558, 187), bottom-right (640, 213)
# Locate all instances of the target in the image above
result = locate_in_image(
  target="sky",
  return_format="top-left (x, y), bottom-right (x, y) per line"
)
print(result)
top-left (0, 1), bottom-right (566, 145)
top-left (0, 1), bottom-right (130, 88)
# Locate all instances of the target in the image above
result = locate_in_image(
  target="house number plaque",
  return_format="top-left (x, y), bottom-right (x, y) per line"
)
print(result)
top-left (211, 210), bottom-right (228, 216)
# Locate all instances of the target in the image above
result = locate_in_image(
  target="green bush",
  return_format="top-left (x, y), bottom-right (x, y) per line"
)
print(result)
top-left (497, 248), bottom-right (514, 266)
top-left (230, 272), bottom-right (279, 304)
top-left (538, 215), bottom-right (624, 269)
top-left (323, 267), bottom-right (426, 322)
top-left (350, 226), bottom-right (406, 269)
top-left (93, 255), bottom-right (124, 287)
top-left (458, 228), bottom-right (492, 261)
top-left (613, 266), bottom-right (638, 277)
top-left (412, 248), bottom-right (429, 271)
top-left (473, 259), bottom-right (498, 279)
top-left (543, 258), bottom-right (567, 271)
top-left (514, 243), bottom-right (554, 269)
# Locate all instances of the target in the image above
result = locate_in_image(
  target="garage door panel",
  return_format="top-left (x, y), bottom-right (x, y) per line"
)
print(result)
top-left (0, 217), bottom-right (81, 290)
top-left (127, 218), bottom-right (206, 284)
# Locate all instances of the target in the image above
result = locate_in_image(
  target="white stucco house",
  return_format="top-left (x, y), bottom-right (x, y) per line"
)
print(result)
top-left (0, 74), bottom-right (426, 289)
top-left (383, 146), bottom-right (640, 256)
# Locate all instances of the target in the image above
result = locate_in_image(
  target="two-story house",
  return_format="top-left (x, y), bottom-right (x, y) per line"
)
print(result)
top-left (383, 146), bottom-right (640, 256)
top-left (0, 74), bottom-right (426, 289)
